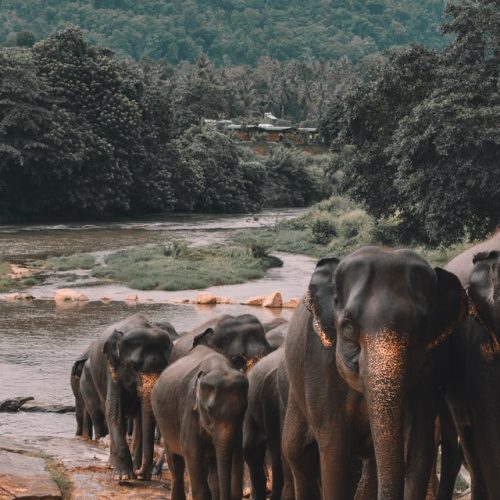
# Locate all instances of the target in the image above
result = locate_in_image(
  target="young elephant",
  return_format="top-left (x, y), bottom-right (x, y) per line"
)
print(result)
top-left (243, 346), bottom-right (287, 500)
top-left (152, 345), bottom-right (249, 500)
top-left (87, 313), bottom-right (174, 480)
top-left (170, 314), bottom-right (272, 369)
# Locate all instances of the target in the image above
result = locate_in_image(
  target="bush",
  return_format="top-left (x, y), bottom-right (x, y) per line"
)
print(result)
top-left (311, 218), bottom-right (337, 244)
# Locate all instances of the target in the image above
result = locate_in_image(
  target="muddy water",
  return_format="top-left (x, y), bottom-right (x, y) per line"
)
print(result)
top-left (0, 210), bottom-right (316, 440)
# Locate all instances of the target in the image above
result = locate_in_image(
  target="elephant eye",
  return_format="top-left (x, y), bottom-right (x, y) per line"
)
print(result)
top-left (341, 318), bottom-right (357, 340)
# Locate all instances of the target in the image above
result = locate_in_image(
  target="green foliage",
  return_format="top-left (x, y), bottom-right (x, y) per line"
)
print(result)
top-left (0, 0), bottom-right (449, 66)
top-left (328, 0), bottom-right (500, 244)
top-left (90, 242), bottom-right (281, 290)
top-left (40, 253), bottom-right (96, 271)
top-left (0, 261), bottom-right (13, 291)
top-left (311, 218), bottom-right (337, 244)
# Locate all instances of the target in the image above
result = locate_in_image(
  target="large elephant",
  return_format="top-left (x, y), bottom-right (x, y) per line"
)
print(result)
top-left (86, 313), bottom-right (174, 480)
top-left (152, 345), bottom-right (248, 500)
top-left (283, 247), bottom-right (465, 500)
top-left (445, 242), bottom-right (500, 499)
top-left (243, 346), bottom-right (289, 500)
top-left (170, 314), bottom-right (273, 369)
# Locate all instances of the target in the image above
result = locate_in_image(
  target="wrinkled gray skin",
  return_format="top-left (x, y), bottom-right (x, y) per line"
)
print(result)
top-left (80, 360), bottom-right (108, 439)
top-left (445, 239), bottom-right (500, 500)
top-left (70, 347), bottom-right (92, 437)
top-left (87, 313), bottom-right (173, 480)
top-left (152, 345), bottom-right (248, 500)
top-left (243, 346), bottom-right (289, 500)
top-left (265, 322), bottom-right (288, 350)
top-left (170, 314), bottom-right (273, 369)
top-left (283, 247), bottom-right (465, 500)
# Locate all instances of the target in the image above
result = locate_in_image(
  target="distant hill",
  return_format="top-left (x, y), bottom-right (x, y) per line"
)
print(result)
top-left (1, 0), bottom-right (448, 65)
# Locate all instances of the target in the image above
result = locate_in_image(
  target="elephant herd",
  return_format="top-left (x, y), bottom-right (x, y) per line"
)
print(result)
top-left (70, 232), bottom-right (500, 500)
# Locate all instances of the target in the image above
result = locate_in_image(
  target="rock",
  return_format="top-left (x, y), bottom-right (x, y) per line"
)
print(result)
top-left (0, 450), bottom-right (62, 499)
top-left (3, 292), bottom-right (34, 301)
top-left (100, 296), bottom-right (111, 303)
top-left (216, 296), bottom-right (234, 304)
top-left (245, 295), bottom-right (266, 306)
top-left (196, 293), bottom-right (217, 305)
top-left (283, 297), bottom-right (300, 308)
top-left (54, 289), bottom-right (88, 302)
top-left (21, 402), bottom-right (75, 414)
top-left (263, 291), bottom-right (283, 308)
top-left (0, 397), bottom-right (34, 412)
top-left (126, 294), bottom-right (139, 302)
top-left (173, 298), bottom-right (190, 304)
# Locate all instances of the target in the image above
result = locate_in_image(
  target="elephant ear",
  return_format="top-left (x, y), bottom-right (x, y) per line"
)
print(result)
top-left (192, 370), bottom-right (205, 411)
top-left (103, 329), bottom-right (124, 368)
top-left (305, 256), bottom-right (340, 348)
top-left (427, 268), bottom-right (468, 350)
top-left (192, 328), bottom-right (215, 349)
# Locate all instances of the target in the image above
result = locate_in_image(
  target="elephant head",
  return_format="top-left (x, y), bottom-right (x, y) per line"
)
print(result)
top-left (103, 325), bottom-right (172, 479)
top-left (306, 247), bottom-right (465, 498)
top-left (469, 250), bottom-right (500, 359)
top-left (194, 365), bottom-right (249, 500)
top-left (192, 314), bottom-right (273, 371)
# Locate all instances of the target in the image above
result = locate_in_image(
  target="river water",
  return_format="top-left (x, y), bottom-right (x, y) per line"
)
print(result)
top-left (0, 210), bottom-right (316, 439)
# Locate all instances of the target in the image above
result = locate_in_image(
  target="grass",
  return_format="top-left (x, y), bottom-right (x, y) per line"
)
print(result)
top-left (91, 241), bottom-right (283, 291)
top-left (0, 260), bottom-right (13, 291)
top-left (39, 253), bottom-right (96, 271)
top-left (234, 195), bottom-right (473, 266)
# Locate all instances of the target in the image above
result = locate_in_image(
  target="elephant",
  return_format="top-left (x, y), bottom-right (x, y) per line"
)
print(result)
top-left (86, 313), bottom-right (174, 480)
top-left (243, 346), bottom-right (289, 500)
top-left (282, 247), bottom-right (465, 500)
top-left (170, 314), bottom-right (273, 370)
top-left (152, 345), bottom-right (249, 500)
top-left (444, 244), bottom-right (500, 499)
top-left (265, 322), bottom-right (288, 350)
top-left (80, 359), bottom-right (108, 440)
top-left (70, 347), bottom-right (92, 438)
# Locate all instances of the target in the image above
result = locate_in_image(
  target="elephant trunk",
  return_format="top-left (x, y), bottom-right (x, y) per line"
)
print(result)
top-left (137, 373), bottom-right (159, 480)
top-left (364, 328), bottom-right (409, 500)
top-left (214, 425), bottom-right (236, 500)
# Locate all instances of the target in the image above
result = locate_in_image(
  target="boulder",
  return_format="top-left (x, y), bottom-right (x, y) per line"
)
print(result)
top-left (173, 298), bottom-right (191, 304)
top-left (283, 297), bottom-right (300, 308)
top-left (263, 291), bottom-right (283, 308)
top-left (196, 293), bottom-right (217, 305)
top-left (245, 295), bottom-right (266, 306)
top-left (100, 296), bottom-right (111, 303)
top-left (54, 289), bottom-right (88, 302)
top-left (2, 292), bottom-right (34, 301)
top-left (216, 296), bottom-right (234, 305)
top-left (0, 450), bottom-right (61, 499)
top-left (126, 294), bottom-right (139, 302)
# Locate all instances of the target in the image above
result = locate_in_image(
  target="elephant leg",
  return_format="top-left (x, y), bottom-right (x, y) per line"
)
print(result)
top-left (437, 405), bottom-right (461, 500)
top-left (167, 451), bottom-right (186, 500)
top-left (131, 416), bottom-right (142, 471)
top-left (281, 452), bottom-right (295, 500)
top-left (207, 457), bottom-right (219, 500)
top-left (243, 416), bottom-right (267, 500)
top-left (269, 438), bottom-right (284, 500)
top-left (354, 457), bottom-right (377, 500)
top-left (318, 426), bottom-right (360, 500)
top-left (82, 408), bottom-right (93, 440)
top-left (282, 396), bottom-right (320, 500)
top-left (231, 437), bottom-right (244, 500)
top-left (184, 446), bottom-right (211, 500)
top-left (405, 402), bottom-right (438, 500)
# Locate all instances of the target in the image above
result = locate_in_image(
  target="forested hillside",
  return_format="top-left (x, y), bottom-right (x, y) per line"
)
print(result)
top-left (1, 0), bottom-right (447, 64)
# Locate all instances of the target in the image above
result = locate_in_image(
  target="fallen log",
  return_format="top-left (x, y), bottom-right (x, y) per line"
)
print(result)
top-left (0, 397), bottom-right (34, 412)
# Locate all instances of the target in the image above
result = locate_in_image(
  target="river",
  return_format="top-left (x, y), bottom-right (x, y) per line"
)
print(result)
top-left (0, 210), bottom-right (316, 439)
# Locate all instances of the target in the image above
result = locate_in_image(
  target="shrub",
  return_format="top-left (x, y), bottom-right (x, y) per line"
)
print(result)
top-left (311, 218), bottom-right (337, 244)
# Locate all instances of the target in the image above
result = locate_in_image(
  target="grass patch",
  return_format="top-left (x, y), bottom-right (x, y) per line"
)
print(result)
top-left (0, 260), bottom-right (13, 291)
top-left (40, 253), bottom-right (96, 271)
top-left (234, 195), bottom-right (475, 265)
top-left (91, 242), bottom-right (283, 291)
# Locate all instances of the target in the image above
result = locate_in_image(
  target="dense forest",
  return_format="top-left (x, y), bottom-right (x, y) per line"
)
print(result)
top-left (1, 0), bottom-right (448, 65)
top-left (0, 0), bottom-right (498, 245)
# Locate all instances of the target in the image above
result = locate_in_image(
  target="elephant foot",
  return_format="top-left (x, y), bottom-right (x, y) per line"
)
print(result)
top-left (134, 467), bottom-right (151, 481)
top-left (112, 463), bottom-right (135, 481)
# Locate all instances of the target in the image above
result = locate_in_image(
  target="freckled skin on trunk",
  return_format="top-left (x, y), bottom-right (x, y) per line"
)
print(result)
top-left (363, 329), bottom-right (408, 500)
top-left (135, 373), bottom-right (159, 480)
